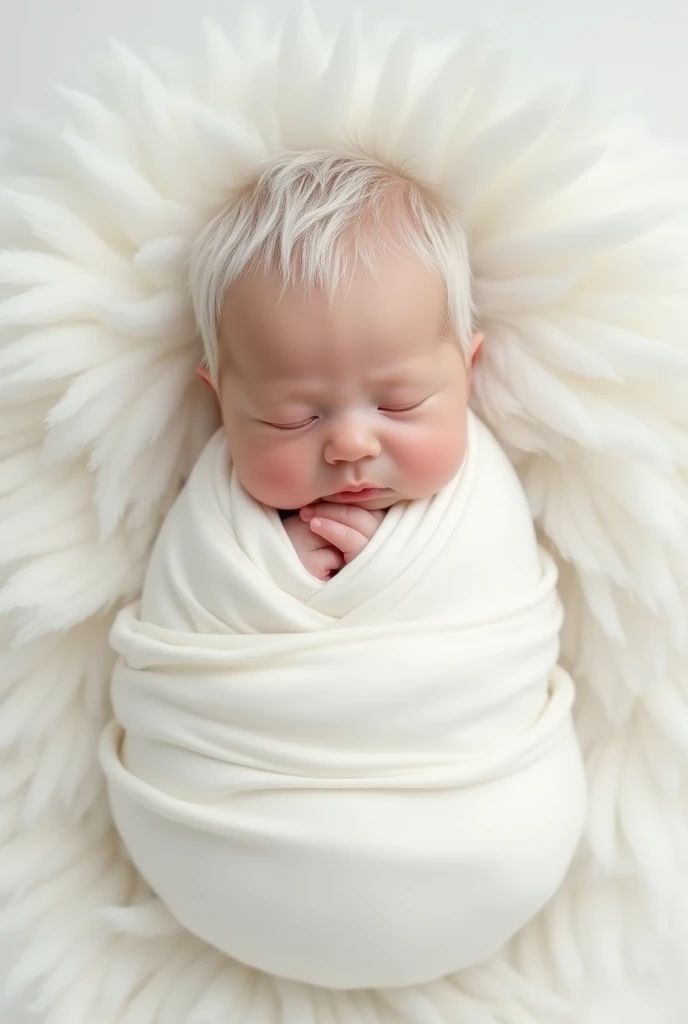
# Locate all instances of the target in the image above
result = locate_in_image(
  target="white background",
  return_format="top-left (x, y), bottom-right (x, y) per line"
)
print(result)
top-left (1, 0), bottom-right (688, 142)
top-left (0, 0), bottom-right (687, 1020)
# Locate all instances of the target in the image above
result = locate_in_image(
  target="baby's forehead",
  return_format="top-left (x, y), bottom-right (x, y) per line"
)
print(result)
top-left (215, 248), bottom-right (456, 394)
top-left (222, 329), bottom-right (445, 401)
top-left (220, 255), bottom-right (449, 348)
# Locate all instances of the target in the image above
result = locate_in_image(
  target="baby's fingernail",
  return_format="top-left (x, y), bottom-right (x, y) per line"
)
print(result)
top-left (310, 518), bottom-right (322, 529)
top-left (300, 506), bottom-right (314, 520)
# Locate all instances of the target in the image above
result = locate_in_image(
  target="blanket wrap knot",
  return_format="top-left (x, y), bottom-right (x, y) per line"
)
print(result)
top-left (100, 412), bottom-right (586, 989)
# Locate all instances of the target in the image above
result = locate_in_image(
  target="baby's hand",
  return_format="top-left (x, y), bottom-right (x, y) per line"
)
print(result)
top-left (300, 503), bottom-right (385, 565)
top-left (282, 514), bottom-right (345, 581)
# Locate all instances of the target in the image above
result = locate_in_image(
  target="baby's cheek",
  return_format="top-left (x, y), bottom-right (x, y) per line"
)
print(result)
top-left (235, 441), bottom-right (310, 508)
top-left (397, 424), bottom-right (467, 494)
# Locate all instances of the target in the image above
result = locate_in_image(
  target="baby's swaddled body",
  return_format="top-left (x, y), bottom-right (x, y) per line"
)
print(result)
top-left (99, 411), bottom-right (586, 990)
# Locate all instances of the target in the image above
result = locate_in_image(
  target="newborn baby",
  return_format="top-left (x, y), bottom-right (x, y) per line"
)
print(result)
top-left (195, 153), bottom-right (483, 581)
top-left (99, 150), bottom-right (587, 991)
top-left (201, 246), bottom-right (472, 581)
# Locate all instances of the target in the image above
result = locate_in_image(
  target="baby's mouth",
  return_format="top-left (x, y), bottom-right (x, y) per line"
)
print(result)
top-left (325, 487), bottom-right (386, 502)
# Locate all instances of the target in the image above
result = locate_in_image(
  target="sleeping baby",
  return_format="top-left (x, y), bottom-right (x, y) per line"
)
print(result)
top-left (99, 150), bottom-right (587, 990)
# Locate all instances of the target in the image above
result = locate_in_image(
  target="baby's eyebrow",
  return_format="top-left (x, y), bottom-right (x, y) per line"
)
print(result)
top-left (250, 381), bottom-right (322, 402)
top-left (369, 367), bottom-right (429, 389)
top-left (374, 372), bottom-right (417, 386)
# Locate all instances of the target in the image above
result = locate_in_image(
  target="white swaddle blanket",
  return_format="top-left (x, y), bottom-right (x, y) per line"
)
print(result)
top-left (99, 412), bottom-right (586, 990)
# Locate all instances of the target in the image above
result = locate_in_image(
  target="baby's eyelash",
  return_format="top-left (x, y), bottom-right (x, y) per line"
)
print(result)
top-left (378, 399), bottom-right (427, 413)
top-left (264, 417), bottom-right (317, 431)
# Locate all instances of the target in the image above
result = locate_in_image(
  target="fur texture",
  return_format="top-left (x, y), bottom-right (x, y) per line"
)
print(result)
top-left (1, 4), bottom-right (688, 1022)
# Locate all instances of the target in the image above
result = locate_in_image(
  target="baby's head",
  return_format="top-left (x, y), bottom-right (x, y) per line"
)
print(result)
top-left (189, 150), bottom-right (482, 511)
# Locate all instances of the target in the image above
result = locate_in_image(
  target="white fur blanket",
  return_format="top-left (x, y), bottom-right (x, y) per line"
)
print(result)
top-left (3, 7), bottom-right (688, 1022)
top-left (100, 412), bottom-right (586, 989)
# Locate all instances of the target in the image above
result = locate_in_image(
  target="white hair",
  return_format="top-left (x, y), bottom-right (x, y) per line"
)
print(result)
top-left (188, 149), bottom-right (474, 385)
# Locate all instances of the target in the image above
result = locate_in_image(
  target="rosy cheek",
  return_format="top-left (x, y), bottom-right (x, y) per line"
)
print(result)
top-left (233, 437), bottom-right (310, 508)
top-left (395, 424), bottom-right (466, 494)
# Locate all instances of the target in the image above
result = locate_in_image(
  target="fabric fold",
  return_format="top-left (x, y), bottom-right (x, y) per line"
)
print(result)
top-left (100, 412), bottom-right (587, 989)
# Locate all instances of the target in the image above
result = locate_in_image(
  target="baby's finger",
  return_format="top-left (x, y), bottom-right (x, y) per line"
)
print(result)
top-left (309, 516), bottom-right (368, 561)
top-left (302, 502), bottom-right (382, 541)
top-left (311, 545), bottom-right (344, 580)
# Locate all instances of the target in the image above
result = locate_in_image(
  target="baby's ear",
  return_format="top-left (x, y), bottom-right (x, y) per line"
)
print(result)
top-left (196, 364), bottom-right (217, 396)
top-left (470, 331), bottom-right (484, 364)
top-left (466, 332), bottom-right (484, 397)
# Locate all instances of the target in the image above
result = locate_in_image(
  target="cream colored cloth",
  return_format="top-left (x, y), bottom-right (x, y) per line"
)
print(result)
top-left (99, 412), bottom-right (586, 990)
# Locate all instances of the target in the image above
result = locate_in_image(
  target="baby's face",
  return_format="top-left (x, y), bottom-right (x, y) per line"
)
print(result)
top-left (216, 251), bottom-right (478, 511)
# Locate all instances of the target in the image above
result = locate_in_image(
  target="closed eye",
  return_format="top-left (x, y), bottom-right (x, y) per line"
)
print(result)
top-left (263, 417), bottom-right (317, 431)
top-left (379, 399), bottom-right (428, 413)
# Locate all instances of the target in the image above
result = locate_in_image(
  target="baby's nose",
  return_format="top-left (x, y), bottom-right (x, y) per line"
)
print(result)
top-left (324, 419), bottom-right (381, 464)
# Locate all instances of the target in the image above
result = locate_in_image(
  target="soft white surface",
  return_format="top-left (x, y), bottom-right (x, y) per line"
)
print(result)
top-left (1, 1), bottom-right (688, 1021)
top-left (1, 0), bottom-right (688, 144)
